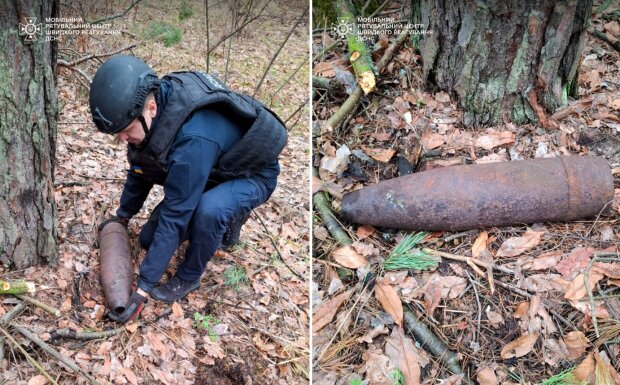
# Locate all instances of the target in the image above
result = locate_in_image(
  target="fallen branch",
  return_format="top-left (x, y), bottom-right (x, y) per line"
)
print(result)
top-left (58, 44), bottom-right (138, 67)
top-left (323, 29), bottom-right (409, 132)
top-left (14, 294), bottom-right (61, 317)
top-left (0, 280), bottom-right (35, 295)
top-left (312, 169), bottom-right (352, 246)
top-left (0, 302), bottom-right (27, 324)
top-left (403, 308), bottom-right (473, 385)
top-left (0, 326), bottom-right (59, 385)
top-left (13, 324), bottom-right (103, 385)
top-left (335, 0), bottom-right (376, 94)
top-left (50, 327), bottom-right (125, 341)
top-left (591, 30), bottom-right (620, 53)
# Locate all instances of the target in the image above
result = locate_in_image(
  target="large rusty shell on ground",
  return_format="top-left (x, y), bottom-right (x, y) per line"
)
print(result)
top-left (341, 156), bottom-right (614, 231)
top-left (98, 222), bottom-right (132, 314)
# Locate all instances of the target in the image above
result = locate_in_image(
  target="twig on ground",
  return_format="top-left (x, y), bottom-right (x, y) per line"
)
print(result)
top-left (57, 60), bottom-right (93, 85)
top-left (14, 295), bottom-right (60, 317)
top-left (403, 308), bottom-right (473, 385)
top-left (585, 252), bottom-right (620, 337)
top-left (50, 327), bottom-right (125, 341)
top-left (323, 29), bottom-right (409, 132)
top-left (423, 248), bottom-right (517, 276)
top-left (250, 208), bottom-right (305, 280)
top-left (0, 326), bottom-right (59, 385)
top-left (58, 44), bottom-right (137, 67)
top-left (13, 324), bottom-right (102, 385)
top-left (0, 302), bottom-right (27, 324)
top-left (465, 271), bottom-right (481, 347)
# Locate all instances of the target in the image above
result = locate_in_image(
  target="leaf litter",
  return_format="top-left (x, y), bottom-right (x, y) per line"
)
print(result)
top-left (0, 1), bottom-right (309, 384)
top-left (312, 1), bottom-right (620, 384)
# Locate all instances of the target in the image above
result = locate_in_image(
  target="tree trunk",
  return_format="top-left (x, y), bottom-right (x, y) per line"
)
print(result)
top-left (0, 0), bottom-right (58, 268)
top-left (412, 0), bottom-right (593, 127)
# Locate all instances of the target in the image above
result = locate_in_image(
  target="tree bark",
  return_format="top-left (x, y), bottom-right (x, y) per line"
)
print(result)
top-left (412, 0), bottom-right (593, 127)
top-left (0, 0), bottom-right (58, 268)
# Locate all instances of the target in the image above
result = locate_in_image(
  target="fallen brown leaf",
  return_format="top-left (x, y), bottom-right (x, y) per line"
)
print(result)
top-left (556, 247), bottom-right (594, 280)
top-left (500, 333), bottom-right (539, 359)
top-left (476, 367), bottom-right (498, 385)
top-left (563, 331), bottom-right (589, 360)
top-left (385, 327), bottom-right (421, 385)
top-left (331, 245), bottom-right (367, 268)
top-left (513, 301), bottom-right (530, 318)
top-left (496, 230), bottom-right (544, 257)
top-left (375, 282), bottom-right (403, 326)
top-left (474, 130), bottom-right (515, 151)
top-left (312, 288), bottom-right (354, 332)
top-left (360, 146), bottom-right (396, 163)
top-left (472, 231), bottom-right (489, 259)
top-left (356, 225), bottom-right (376, 240)
top-left (27, 376), bottom-right (48, 385)
top-left (564, 271), bottom-right (604, 301)
top-left (421, 131), bottom-right (445, 151)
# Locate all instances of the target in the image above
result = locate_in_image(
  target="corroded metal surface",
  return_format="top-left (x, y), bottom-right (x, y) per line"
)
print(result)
top-left (98, 222), bottom-right (132, 314)
top-left (342, 156), bottom-right (614, 231)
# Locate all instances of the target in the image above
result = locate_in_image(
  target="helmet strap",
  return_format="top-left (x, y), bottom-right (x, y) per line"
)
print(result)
top-left (138, 115), bottom-right (149, 136)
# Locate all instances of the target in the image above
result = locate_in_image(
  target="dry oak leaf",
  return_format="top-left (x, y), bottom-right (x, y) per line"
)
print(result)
top-left (512, 301), bottom-right (530, 318)
top-left (573, 351), bottom-right (620, 385)
top-left (421, 131), bottom-right (445, 151)
top-left (496, 230), bottom-right (544, 257)
top-left (474, 130), bottom-right (515, 151)
top-left (27, 376), bottom-right (48, 385)
top-left (476, 367), bottom-right (498, 385)
top-left (331, 245), bottom-right (367, 268)
top-left (520, 251), bottom-right (561, 271)
top-left (360, 146), bottom-right (396, 163)
top-left (564, 271), bottom-right (604, 301)
top-left (472, 230), bottom-right (489, 259)
top-left (356, 225), bottom-right (376, 240)
top-left (385, 327), bottom-right (421, 385)
top-left (500, 333), bottom-right (539, 359)
top-left (563, 331), bottom-right (589, 360)
top-left (556, 247), bottom-right (594, 280)
top-left (486, 309), bottom-right (504, 327)
top-left (312, 288), bottom-right (354, 332)
top-left (375, 281), bottom-right (403, 326)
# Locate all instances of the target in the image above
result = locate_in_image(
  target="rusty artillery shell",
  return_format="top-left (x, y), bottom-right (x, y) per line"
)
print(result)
top-left (342, 156), bottom-right (614, 231)
top-left (98, 222), bottom-right (132, 314)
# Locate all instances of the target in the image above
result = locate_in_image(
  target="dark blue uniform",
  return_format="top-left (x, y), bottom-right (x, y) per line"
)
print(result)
top-left (116, 81), bottom-right (279, 292)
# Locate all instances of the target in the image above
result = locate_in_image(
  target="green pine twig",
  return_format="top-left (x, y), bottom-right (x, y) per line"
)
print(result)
top-left (383, 232), bottom-right (439, 271)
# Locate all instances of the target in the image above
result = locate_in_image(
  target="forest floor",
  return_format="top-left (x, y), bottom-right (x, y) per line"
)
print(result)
top-left (312, 2), bottom-right (620, 385)
top-left (1, 1), bottom-right (310, 384)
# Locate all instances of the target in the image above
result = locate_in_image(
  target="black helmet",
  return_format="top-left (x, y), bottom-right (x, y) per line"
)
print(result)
top-left (89, 55), bottom-right (160, 134)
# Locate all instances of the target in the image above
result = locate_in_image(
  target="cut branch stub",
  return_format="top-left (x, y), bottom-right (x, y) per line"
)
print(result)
top-left (335, 0), bottom-right (376, 94)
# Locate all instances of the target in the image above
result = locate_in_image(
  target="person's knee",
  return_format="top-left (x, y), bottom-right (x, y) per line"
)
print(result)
top-left (194, 204), bottom-right (229, 231)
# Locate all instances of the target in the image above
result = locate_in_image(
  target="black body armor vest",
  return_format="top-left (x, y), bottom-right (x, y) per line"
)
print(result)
top-left (127, 71), bottom-right (287, 185)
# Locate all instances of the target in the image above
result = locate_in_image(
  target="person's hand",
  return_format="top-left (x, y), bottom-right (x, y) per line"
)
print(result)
top-left (108, 291), bottom-right (148, 324)
top-left (98, 215), bottom-right (129, 231)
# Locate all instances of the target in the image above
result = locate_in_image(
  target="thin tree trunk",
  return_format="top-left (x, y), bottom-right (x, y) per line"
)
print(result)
top-left (205, 0), bottom-right (210, 72)
top-left (0, 0), bottom-right (58, 268)
top-left (413, 0), bottom-right (593, 127)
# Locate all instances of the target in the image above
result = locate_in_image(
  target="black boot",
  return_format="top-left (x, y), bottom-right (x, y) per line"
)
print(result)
top-left (151, 276), bottom-right (200, 303)
top-left (221, 212), bottom-right (250, 251)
